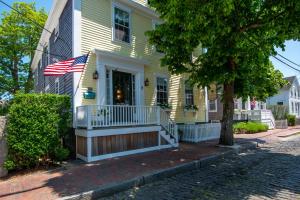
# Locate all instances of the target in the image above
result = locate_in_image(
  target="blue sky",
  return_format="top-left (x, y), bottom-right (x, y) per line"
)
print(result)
top-left (1, 0), bottom-right (300, 78)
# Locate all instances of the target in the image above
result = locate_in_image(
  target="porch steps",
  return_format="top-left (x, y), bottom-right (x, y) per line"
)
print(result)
top-left (160, 130), bottom-right (178, 147)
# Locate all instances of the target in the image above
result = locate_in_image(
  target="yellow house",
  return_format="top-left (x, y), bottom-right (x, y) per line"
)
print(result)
top-left (31, 0), bottom-right (209, 162)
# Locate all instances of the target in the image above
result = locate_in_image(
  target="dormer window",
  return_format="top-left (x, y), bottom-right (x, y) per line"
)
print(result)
top-left (113, 6), bottom-right (130, 43)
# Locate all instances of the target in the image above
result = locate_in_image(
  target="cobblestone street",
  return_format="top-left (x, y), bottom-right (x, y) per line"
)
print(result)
top-left (103, 136), bottom-right (300, 200)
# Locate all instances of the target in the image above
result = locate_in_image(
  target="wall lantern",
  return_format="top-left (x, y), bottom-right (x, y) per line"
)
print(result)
top-left (144, 78), bottom-right (150, 86)
top-left (93, 70), bottom-right (99, 80)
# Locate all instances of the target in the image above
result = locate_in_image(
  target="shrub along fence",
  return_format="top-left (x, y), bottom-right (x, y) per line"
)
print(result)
top-left (4, 94), bottom-right (71, 171)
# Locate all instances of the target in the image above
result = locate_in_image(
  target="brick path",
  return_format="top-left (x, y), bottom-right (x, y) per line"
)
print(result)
top-left (105, 135), bottom-right (300, 200)
top-left (0, 126), bottom-right (299, 200)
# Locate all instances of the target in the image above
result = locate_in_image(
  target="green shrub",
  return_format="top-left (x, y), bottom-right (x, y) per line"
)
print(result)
top-left (54, 147), bottom-right (70, 162)
top-left (4, 93), bottom-right (70, 170)
top-left (0, 100), bottom-right (9, 116)
top-left (233, 122), bottom-right (268, 134)
top-left (287, 114), bottom-right (296, 126)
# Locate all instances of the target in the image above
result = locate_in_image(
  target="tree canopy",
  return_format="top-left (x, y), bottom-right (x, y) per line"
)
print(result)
top-left (0, 2), bottom-right (47, 97)
top-left (147, 0), bottom-right (300, 145)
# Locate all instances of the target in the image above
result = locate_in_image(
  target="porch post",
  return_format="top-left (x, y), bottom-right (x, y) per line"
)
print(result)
top-left (204, 87), bottom-right (209, 122)
top-left (97, 60), bottom-right (106, 106)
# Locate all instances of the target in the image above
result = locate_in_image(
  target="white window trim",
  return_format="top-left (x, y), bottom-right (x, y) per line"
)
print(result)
top-left (45, 84), bottom-right (50, 93)
top-left (184, 80), bottom-right (194, 106)
top-left (155, 74), bottom-right (169, 105)
top-left (112, 3), bottom-right (132, 44)
top-left (55, 78), bottom-right (60, 94)
top-left (208, 99), bottom-right (217, 112)
top-left (54, 22), bottom-right (59, 42)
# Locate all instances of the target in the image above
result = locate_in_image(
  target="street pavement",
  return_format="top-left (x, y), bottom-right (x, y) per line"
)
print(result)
top-left (102, 135), bottom-right (300, 200)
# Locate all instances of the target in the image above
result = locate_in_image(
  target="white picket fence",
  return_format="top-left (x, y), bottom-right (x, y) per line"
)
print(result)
top-left (275, 119), bottom-right (288, 129)
top-left (178, 123), bottom-right (221, 143)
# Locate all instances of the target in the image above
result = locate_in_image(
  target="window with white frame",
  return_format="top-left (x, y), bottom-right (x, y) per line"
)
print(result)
top-left (55, 78), bottom-right (60, 94)
top-left (156, 77), bottom-right (168, 105)
top-left (114, 6), bottom-right (130, 43)
top-left (36, 60), bottom-right (41, 85)
top-left (185, 81), bottom-right (194, 106)
top-left (209, 99), bottom-right (217, 112)
top-left (152, 20), bottom-right (163, 53)
top-left (234, 99), bottom-right (239, 109)
top-left (54, 23), bottom-right (59, 42)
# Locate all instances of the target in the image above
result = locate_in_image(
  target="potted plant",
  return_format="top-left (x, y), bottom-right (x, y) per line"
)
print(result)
top-left (184, 105), bottom-right (198, 112)
top-left (157, 103), bottom-right (172, 111)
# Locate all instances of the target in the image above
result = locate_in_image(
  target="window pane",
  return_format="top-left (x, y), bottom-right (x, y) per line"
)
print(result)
top-left (114, 7), bottom-right (130, 43)
top-left (157, 77), bottom-right (168, 104)
top-left (185, 81), bottom-right (194, 106)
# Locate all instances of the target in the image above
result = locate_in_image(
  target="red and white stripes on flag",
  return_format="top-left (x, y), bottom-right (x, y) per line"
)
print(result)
top-left (44, 54), bottom-right (88, 76)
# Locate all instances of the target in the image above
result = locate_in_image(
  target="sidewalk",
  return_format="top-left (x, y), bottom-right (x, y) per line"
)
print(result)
top-left (0, 126), bottom-right (299, 200)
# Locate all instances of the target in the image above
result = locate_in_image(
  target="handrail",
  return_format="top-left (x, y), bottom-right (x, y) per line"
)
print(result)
top-left (159, 108), bottom-right (178, 143)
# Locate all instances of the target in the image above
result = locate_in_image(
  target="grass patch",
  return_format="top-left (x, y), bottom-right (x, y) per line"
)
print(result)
top-left (233, 122), bottom-right (268, 134)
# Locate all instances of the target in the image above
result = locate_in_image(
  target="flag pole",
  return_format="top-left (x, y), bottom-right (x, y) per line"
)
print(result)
top-left (73, 51), bottom-right (91, 98)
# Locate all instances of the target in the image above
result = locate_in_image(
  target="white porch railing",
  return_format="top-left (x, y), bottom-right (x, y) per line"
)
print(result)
top-left (76, 105), bottom-right (178, 142)
top-left (76, 105), bottom-right (160, 129)
top-left (178, 123), bottom-right (221, 143)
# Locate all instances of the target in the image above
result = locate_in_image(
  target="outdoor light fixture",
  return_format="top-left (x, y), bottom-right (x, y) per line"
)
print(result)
top-left (93, 70), bottom-right (99, 80)
top-left (144, 78), bottom-right (149, 86)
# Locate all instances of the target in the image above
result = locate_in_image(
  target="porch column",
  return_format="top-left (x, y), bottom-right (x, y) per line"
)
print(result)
top-left (97, 60), bottom-right (106, 106)
top-left (204, 87), bottom-right (209, 122)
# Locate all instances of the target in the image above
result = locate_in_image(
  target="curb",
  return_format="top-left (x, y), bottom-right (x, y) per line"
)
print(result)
top-left (60, 141), bottom-right (257, 200)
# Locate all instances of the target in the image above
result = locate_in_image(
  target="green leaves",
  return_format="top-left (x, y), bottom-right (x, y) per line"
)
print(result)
top-left (0, 2), bottom-right (47, 96)
top-left (147, 0), bottom-right (298, 100)
top-left (5, 93), bottom-right (71, 170)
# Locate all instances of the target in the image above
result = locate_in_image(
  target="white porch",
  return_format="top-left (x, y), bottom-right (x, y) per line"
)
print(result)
top-left (75, 105), bottom-right (179, 162)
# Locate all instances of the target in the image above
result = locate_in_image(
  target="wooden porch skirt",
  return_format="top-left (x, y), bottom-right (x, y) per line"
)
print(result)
top-left (91, 132), bottom-right (158, 156)
top-left (76, 131), bottom-right (159, 158)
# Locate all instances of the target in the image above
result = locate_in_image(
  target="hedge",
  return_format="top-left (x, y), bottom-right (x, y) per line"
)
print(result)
top-left (287, 114), bottom-right (296, 126)
top-left (4, 93), bottom-right (71, 170)
top-left (233, 122), bottom-right (268, 134)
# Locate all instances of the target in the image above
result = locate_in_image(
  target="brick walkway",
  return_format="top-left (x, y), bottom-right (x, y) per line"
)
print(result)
top-left (0, 126), bottom-right (299, 200)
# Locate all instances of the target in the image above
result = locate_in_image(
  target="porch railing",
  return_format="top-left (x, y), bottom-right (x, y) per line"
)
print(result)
top-left (178, 123), bottom-right (221, 143)
top-left (76, 105), bottom-right (178, 142)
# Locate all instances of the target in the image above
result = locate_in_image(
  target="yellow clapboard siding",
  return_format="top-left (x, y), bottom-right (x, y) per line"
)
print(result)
top-left (80, 0), bottom-right (205, 123)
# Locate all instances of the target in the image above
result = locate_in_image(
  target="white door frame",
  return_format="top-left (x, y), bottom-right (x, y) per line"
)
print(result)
top-left (94, 49), bottom-right (146, 106)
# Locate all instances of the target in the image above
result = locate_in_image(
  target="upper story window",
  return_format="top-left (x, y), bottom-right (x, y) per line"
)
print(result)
top-left (55, 78), bottom-right (60, 94)
top-left (185, 81), bottom-right (194, 106)
top-left (54, 23), bottom-right (59, 42)
top-left (156, 77), bottom-right (168, 105)
top-left (152, 21), bottom-right (163, 53)
top-left (209, 99), bottom-right (217, 112)
top-left (114, 6), bottom-right (130, 43)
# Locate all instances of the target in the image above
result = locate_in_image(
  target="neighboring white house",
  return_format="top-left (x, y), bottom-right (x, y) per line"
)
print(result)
top-left (267, 76), bottom-right (300, 118)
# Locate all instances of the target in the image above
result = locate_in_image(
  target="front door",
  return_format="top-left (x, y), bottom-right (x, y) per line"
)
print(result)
top-left (112, 71), bottom-right (133, 105)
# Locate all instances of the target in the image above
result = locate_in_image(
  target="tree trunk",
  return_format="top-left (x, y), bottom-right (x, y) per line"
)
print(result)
top-left (11, 59), bottom-right (19, 94)
top-left (219, 81), bottom-right (235, 145)
top-left (219, 57), bottom-right (236, 146)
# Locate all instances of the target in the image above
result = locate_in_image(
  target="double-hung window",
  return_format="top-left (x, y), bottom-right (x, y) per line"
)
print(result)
top-left (185, 81), bottom-right (194, 106)
top-left (55, 78), bottom-right (60, 94)
top-left (114, 6), bottom-right (130, 43)
top-left (156, 77), bottom-right (168, 105)
top-left (209, 99), bottom-right (217, 112)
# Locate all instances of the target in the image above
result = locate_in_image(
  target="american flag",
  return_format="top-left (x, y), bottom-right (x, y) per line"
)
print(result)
top-left (44, 54), bottom-right (88, 76)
